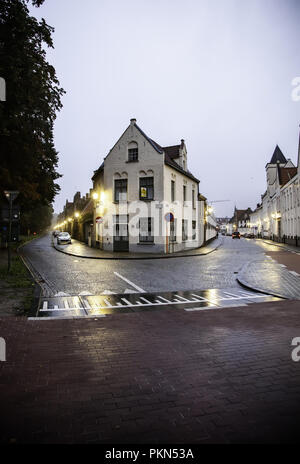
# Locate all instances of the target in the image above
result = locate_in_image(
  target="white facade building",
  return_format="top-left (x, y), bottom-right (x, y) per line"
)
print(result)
top-left (91, 119), bottom-right (213, 253)
top-left (249, 139), bottom-right (300, 245)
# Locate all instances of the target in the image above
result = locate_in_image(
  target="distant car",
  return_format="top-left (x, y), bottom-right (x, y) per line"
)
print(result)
top-left (57, 232), bottom-right (72, 245)
top-left (232, 231), bottom-right (240, 239)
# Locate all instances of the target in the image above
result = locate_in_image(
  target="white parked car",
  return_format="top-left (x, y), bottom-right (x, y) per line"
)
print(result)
top-left (57, 232), bottom-right (72, 245)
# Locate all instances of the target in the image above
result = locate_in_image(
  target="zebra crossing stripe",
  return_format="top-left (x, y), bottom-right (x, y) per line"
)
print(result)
top-left (140, 297), bottom-right (152, 304)
top-left (156, 296), bottom-right (172, 303)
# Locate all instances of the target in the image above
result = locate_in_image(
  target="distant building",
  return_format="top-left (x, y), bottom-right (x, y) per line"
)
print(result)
top-left (249, 136), bottom-right (300, 245)
top-left (228, 207), bottom-right (252, 236)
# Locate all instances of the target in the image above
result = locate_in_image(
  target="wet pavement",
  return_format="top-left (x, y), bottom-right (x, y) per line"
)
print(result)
top-left (1, 299), bottom-right (300, 443)
top-left (20, 234), bottom-right (300, 317)
top-left (32, 288), bottom-right (280, 318)
top-left (21, 234), bottom-right (265, 297)
top-left (54, 235), bottom-right (222, 259)
top-left (238, 239), bottom-right (300, 299)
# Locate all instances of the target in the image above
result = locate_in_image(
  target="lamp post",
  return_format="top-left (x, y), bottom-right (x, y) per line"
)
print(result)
top-left (4, 190), bottom-right (19, 272)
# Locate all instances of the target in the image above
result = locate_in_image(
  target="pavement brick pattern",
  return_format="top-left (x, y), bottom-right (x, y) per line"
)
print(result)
top-left (1, 300), bottom-right (300, 443)
top-left (239, 256), bottom-right (300, 299)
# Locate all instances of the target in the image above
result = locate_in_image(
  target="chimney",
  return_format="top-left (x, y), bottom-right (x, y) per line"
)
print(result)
top-left (130, 118), bottom-right (137, 126)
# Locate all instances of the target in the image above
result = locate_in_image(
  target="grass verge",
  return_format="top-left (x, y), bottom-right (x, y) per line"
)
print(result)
top-left (0, 235), bottom-right (40, 316)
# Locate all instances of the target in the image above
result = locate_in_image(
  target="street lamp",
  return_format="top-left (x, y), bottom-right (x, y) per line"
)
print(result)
top-left (92, 192), bottom-right (99, 200)
top-left (4, 190), bottom-right (19, 272)
top-left (75, 212), bottom-right (80, 218)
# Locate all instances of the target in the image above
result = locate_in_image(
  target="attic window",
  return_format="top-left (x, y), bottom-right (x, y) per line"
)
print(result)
top-left (128, 141), bottom-right (138, 162)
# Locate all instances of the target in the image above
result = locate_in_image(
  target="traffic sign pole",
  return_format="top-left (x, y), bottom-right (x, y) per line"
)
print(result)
top-left (4, 190), bottom-right (19, 273)
top-left (7, 195), bottom-right (12, 272)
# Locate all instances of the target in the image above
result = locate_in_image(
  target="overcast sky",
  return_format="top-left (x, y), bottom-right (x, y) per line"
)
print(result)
top-left (29, 0), bottom-right (300, 218)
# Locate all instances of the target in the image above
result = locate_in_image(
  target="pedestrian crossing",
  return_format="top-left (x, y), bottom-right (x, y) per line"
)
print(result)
top-left (32, 288), bottom-right (281, 319)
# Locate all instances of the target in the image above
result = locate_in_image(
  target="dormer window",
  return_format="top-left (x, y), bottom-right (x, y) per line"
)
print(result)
top-left (128, 141), bottom-right (138, 162)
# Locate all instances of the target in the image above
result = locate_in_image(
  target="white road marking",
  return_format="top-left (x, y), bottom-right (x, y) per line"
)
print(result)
top-left (175, 295), bottom-right (190, 302)
top-left (140, 297), bottom-right (152, 304)
top-left (63, 300), bottom-right (69, 309)
top-left (223, 292), bottom-right (241, 299)
top-left (30, 315), bottom-right (106, 320)
top-left (121, 298), bottom-right (132, 305)
top-left (42, 301), bottom-right (48, 310)
top-left (289, 270), bottom-right (300, 277)
top-left (54, 292), bottom-right (70, 297)
top-left (83, 300), bottom-right (91, 310)
top-left (280, 264), bottom-right (286, 268)
top-left (114, 272), bottom-right (145, 293)
top-left (103, 298), bottom-right (112, 307)
top-left (79, 291), bottom-right (93, 296)
top-left (191, 293), bottom-right (209, 302)
top-left (124, 288), bottom-right (138, 294)
top-left (40, 307), bottom-right (84, 312)
top-left (156, 296), bottom-right (172, 303)
top-left (185, 306), bottom-right (219, 312)
top-left (101, 290), bottom-right (116, 295)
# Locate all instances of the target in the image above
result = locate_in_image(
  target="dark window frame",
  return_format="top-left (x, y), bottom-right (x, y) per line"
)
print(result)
top-left (139, 217), bottom-right (154, 243)
top-left (139, 177), bottom-right (154, 201)
top-left (171, 180), bottom-right (175, 202)
top-left (182, 219), bottom-right (188, 242)
top-left (114, 179), bottom-right (128, 203)
top-left (128, 147), bottom-right (138, 162)
top-left (192, 220), bottom-right (196, 240)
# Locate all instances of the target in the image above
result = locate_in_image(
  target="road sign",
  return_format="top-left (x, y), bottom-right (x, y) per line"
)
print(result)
top-left (96, 216), bottom-right (103, 224)
top-left (164, 212), bottom-right (174, 222)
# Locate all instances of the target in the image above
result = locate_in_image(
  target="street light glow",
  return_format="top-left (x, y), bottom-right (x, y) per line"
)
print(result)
top-left (92, 192), bottom-right (99, 200)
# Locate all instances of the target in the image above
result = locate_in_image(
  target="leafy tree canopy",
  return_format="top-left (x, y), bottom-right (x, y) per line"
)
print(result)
top-left (0, 0), bottom-right (65, 233)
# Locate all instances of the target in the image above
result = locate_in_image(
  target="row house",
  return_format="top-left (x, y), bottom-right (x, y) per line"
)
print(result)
top-left (90, 119), bottom-right (212, 253)
top-left (249, 135), bottom-right (300, 246)
top-left (57, 191), bottom-right (93, 244)
top-left (227, 207), bottom-right (253, 236)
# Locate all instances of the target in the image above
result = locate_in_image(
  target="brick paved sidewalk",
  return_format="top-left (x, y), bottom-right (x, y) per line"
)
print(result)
top-left (238, 255), bottom-right (300, 299)
top-left (52, 236), bottom-right (222, 260)
top-left (1, 300), bottom-right (300, 443)
top-left (257, 238), bottom-right (300, 254)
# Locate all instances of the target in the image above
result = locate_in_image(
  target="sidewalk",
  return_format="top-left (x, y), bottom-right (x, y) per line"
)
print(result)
top-left (238, 255), bottom-right (300, 299)
top-left (255, 238), bottom-right (300, 254)
top-left (53, 236), bottom-right (223, 260)
top-left (1, 299), bottom-right (300, 444)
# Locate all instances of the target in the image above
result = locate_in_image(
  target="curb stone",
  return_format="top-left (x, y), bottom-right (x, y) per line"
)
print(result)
top-left (52, 238), bottom-right (223, 261)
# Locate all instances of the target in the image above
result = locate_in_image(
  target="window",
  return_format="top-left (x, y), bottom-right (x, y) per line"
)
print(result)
top-left (139, 217), bottom-right (154, 243)
top-left (192, 220), bottom-right (196, 240)
top-left (140, 177), bottom-right (154, 200)
top-left (170, 219), bottom-right (177, 242)
top-left (128, 141), bottom-right (138, 162)
top-left (183, 185), bottom-right (186, 202)
top-left (192, 190), bottom-right (195, 209)
top-left (171, 180), bottom-right (175, 202)
top-left (114, 179), bottom-right (127, 202)
top-left (182, 220), bottom-right (188, 242)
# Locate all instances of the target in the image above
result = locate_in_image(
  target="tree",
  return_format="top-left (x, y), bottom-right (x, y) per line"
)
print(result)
top-left (0, 0), bottom-right (65, 233)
